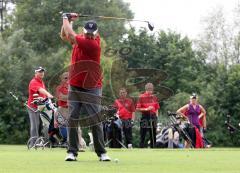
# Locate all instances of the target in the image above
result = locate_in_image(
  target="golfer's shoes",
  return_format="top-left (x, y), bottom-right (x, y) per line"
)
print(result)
top-left (99, 153), bottom-right (111, 161)
top-left (65, 153), bottom-right (77, 161)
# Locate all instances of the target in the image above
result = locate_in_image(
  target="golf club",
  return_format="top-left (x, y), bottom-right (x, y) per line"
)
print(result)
top-left (9, 92), bottom-right (37, 112)
top-left (61, 12), bottom-right (154, 31)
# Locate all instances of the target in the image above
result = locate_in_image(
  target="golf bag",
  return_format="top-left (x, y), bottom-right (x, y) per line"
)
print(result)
top-left (155, 112), bottom-right (202, 148)
top-left (28, 97), bottom-right (68, 148)
top-left (225, 115), bottom-right (240, 134)
top-left (104, 116), bottom-right (123, 148)
top-left (155, 126), bottom-right (181, 148)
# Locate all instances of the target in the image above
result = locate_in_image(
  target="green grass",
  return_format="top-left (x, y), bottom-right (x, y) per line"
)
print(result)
top-left (1, 145), bottom-right (240, 173)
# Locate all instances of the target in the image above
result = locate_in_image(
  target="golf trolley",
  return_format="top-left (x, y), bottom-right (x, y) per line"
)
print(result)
top-left (155, 112), bottom-right (195, 148)
top-left (26, 97), bottom-right (68, 150)
top-left (10, 92), bottom-right (67, 150)
top-left (225, 115), bottom-right (240, 144)
top-left (225, 115), bottom-right (240, 134)
top-left (167, 112), bottom-right (195, 148)
top-left (104, 115), bottom-right (127, 148)
top-left (10, 92), bottom-right (118, 150)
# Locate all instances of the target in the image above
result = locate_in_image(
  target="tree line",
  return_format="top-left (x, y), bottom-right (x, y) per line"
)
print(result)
top-left (0, 0), bottom-right (240, 146)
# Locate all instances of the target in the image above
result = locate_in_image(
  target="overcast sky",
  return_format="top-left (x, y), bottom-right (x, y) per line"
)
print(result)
top-left (123, 0), bottom-right (240, 38)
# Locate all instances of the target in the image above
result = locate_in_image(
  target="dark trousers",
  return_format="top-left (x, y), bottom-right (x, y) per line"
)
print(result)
top-left (121, 119), bottom-right (133, 146)
top-left (139, 115), bottom-right (157, 148)
top-left (67, 86), bottom-right (106, 157)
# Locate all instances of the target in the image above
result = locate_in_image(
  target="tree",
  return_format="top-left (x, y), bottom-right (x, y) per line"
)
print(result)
top-left (122, 29), bottom-right (202, 94)
top-left (192, 5), bottom-right (240, 146)
top-left (10, 0), bottom-right (133, 53)
top-left (0, 30), bottom-right (35, 143)
top-left (194, 4), bottom-right (240, 66)
top-left (0, 29), bottom-right (70, 143)
top-left (0, 0), bottom-right (133, 144)
top-left (232, 3), bottom-right (240, 64)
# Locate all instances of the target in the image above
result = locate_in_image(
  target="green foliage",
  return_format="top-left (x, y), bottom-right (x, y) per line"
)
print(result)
top-left (1, 0), bottom-right (240, 147)
top-left (192, 64), bottom-right (240, 146)
top-left (0, 0), bottom-right (133, 144)
top-left (0, 30), bottom-right (34, 143)
top-left (119, 29), bottom-right (240, 146)
top-left (101, 56), bottom-right (116, 105)
top-left (0, 29), bottom-right (70, 143)
top-left (11, 0), bottom-right (133, 53)
top-left (122, 29), bottom-right (202, 94)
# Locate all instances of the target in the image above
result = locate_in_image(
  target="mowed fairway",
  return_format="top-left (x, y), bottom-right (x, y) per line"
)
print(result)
top-left (0, 145), bottom-right (240, 173)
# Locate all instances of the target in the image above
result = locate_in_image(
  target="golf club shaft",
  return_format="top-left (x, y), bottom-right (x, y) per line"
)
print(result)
top-left (78, 14), bottom-right (148, 23)
top-left (9, 92), bottom-right (38, 112)
top-left (61, 12), bottom-right (154, 31)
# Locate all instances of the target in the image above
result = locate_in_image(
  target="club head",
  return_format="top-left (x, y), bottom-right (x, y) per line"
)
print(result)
top-left (147, 22), bottom-right (154, 31)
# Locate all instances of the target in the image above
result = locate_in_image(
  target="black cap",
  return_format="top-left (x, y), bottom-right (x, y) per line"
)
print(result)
top-left (83, 20), bottom-right (98, 35)
top-left (35, 66), bottom-right (45, 73)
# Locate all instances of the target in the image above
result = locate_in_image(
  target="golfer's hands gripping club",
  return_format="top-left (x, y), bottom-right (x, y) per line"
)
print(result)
top-left (62, 13), bottom-right (79, 21)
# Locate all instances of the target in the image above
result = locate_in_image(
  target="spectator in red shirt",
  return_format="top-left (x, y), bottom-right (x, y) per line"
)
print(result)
top-left (55, 72), bottom-right (86, 151)
top-left (136, 83), bottom-right (160, 148)
top-left (56, 72), bottom-right (69, 110)
top-left (114, 88), bottom-right (135, 148)
top-left (61, 13), bottom-right (110, 161)
top-left (27, 66), bottom-right (53, 147)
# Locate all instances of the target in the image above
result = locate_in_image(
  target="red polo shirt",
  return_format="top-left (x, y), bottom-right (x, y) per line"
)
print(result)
top-left (27, 77), bottom-right (46, 109)
top-left (56, 82), bottom-right (68, 108)
top-left (136, 92), bottom-right (160, 115)
top-left (69, 34), bottom-right (102, 89)
top-left (114, 98), bottom-right (135, 120)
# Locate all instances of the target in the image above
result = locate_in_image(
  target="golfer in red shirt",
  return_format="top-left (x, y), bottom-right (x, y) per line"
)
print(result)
top-left (114, 88), bottom-right (135, 148)
top-left (136, 83), bottom-right (160, 148)
top-left (27, 66), bottom-right (53, 147)
top-left (61, 13), bottom-right (110, 161)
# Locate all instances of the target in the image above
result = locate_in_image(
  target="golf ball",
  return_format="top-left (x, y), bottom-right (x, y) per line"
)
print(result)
top-left (114, 158), bottom-right (119, 163)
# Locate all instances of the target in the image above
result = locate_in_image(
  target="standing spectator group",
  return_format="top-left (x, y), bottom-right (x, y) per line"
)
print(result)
top-left (113, 83), bottom-right (160, 149)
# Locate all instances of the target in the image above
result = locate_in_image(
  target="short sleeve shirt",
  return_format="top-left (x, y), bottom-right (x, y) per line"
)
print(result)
top-left (136, 92), bottom-right (160, 114)
top-left (56, 82), bottom-right (68, 107)
top-left (27, 77), bottom-right (46, 109)
top-left (69, 34), bottom-right (102, 89)
top-left (114, 98), bottom-right (135, 120)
